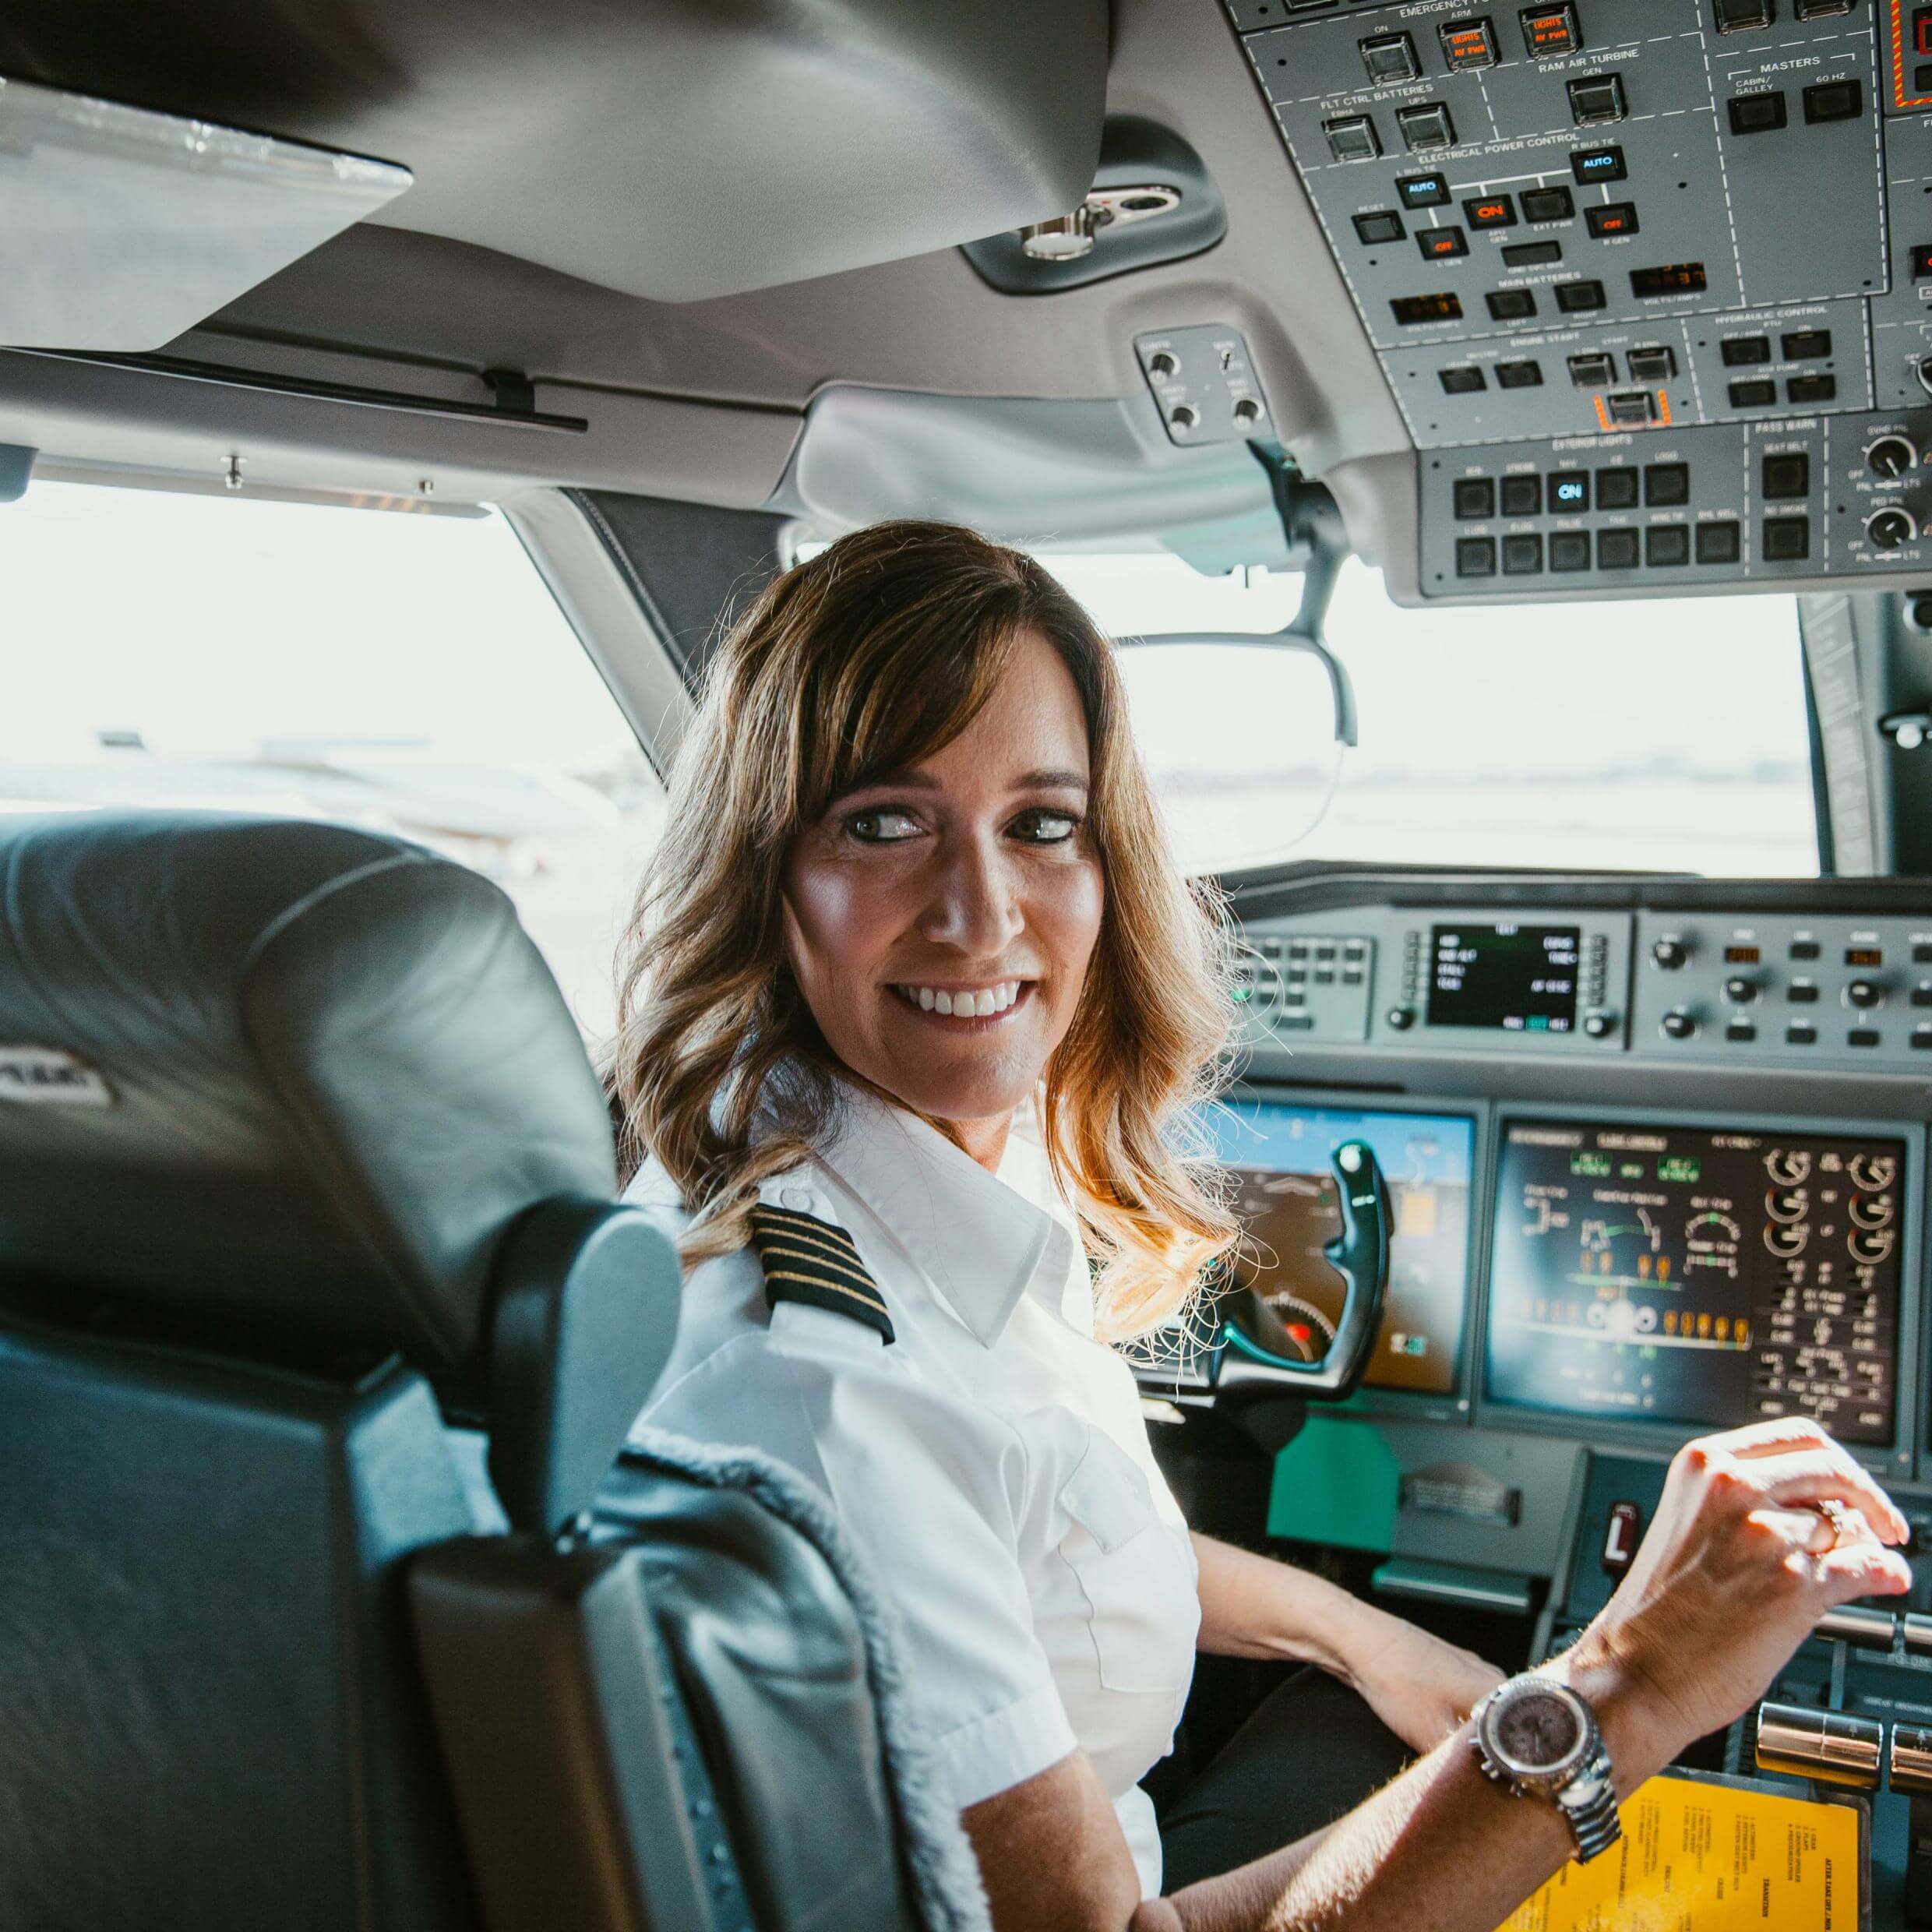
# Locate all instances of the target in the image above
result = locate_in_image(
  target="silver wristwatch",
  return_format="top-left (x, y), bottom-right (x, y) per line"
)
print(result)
top-left (1470, 1673), bottom-right (1622, 1863)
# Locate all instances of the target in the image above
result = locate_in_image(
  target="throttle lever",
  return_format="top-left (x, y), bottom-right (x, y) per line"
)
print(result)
top-left (1218, 1140), bottom-right (1391, 1400)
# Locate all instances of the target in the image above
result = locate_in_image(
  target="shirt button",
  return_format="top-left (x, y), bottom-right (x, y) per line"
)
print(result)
top-left (779, 1186), bottom-right (815, 1212)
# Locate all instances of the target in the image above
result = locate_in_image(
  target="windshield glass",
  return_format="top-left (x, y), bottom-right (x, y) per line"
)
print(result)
top-left (1039, 552), bottom-right (1817, 879)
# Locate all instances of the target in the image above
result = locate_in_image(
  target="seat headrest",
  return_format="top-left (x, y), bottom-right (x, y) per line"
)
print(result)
top-left (0, 812), bottom-right (619, 1383)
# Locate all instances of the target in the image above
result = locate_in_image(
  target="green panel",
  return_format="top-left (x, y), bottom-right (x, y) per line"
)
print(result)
top-left (1265, 1414), bottom-right (1402, 1552)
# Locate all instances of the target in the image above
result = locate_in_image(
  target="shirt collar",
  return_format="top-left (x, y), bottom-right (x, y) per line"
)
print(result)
top-left (812, 1081), bottom-right (1079, 1349)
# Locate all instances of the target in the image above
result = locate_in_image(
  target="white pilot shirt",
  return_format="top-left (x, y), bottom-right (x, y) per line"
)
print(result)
top-left (626, 1081), bottom-right (1201, 1900)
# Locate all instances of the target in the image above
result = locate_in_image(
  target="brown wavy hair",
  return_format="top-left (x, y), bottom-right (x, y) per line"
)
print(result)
top-left (608, 519), bottom-right (1239, 1341)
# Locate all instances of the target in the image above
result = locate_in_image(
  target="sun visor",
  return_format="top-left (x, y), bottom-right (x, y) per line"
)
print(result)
top-left (0, 77), bottom-right (410, 351)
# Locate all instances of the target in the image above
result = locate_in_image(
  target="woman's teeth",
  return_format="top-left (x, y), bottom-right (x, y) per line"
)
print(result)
top-left (894, 981), bottom-right (1024, 1017)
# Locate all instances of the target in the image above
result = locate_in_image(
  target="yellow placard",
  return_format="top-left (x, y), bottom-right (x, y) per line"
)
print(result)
top-left (1495, 1774), bottom-right (1861, 1932)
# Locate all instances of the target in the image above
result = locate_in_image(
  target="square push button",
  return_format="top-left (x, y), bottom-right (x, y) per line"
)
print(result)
top-left (1549, 471), bottom-right (1592, 513)
top-left (1521, 2), bottom-right (1581, 56)
top-left (1587, 201), bottom-right (1640, 237)
top-left (1521, 186), bottom-right (1575, 223)
top-left (1550, 529), bottom-right (1592, 570)
top-left (1496, 358), bottom-right (1544, 387)
top-left (1568, 351), bottom-right (1616, 387)
top-left (1804, 78), bottom-right (1863, 122)
top-left (1500, 474), bottom-right (1544, 516)
top-left (1440, 365), bottom-right (1486, 393)
top-left (1645, 461), bottom-right (1690, 505)
top-left (1456, 536), bottom-right (1498, 577)
top-left (1762, 452), bottom-right (1810, 499)
top-left (1359, 31), bottom-right (1422, 83)
top-left (1398, 102), bottom-right (1458, 151)
top-left (1788, 373), bottom-right (1836, 404)
top-left (1325, 116), bottom-right (1382, 161)
top-left (1763, 516), bottom-right (1810, 561)
top-left (1487, 288), bottom-right (1539, 319)
top-left (1782, 328), bottom-right (1832, 359)
top-left (1396, 172), bottom-right (1451, 208)
top-left (1571, 145), bottom-right (1627, 184)
top-left (1713, 0), bottom-right (1772, 28)
top-left (1440, 16), bottom-right (1501, 66)
top-left (1418, 225), bottom-right (1470, 259)
top-left (1454, 478), bottom-right (1496, 518)
top-left (1501, 239), bottom-right (1564, 266)
top-left (1696, 520), bottom-right (1742, 563)
top-left (1721, 334), bottom-right (1770, 365)
top-left (1729, 378), bottom-right (1776, 407)
top-left (1502, 533), bottom-right (1544, 574)
top-left (1729, 90), bottom-right (1787, 132)
top-left (1606, 390), bottom-right (1657, 425)
top-left (1646, 525), bottom-right (1691, 566)
top-left (1353, 210), bottom-right (1406, 244)
top-left (1555, 278), bottom-right (1607, 312)
top-left (1568, 75), bottom-right (1627, 125)
top-left (1627, 345), bottom-right (1676, 380)
top-left (1465, 193), bottom-right (1518, 229)
top-left (1598, 527), bottom-right (1641, 569)
top-left (1596, 466), bottom-right (1640, 508)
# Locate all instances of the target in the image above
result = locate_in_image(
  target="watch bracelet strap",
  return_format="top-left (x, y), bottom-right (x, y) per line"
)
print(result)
top-left (1557, 1757), bottom-right (1622, 1862)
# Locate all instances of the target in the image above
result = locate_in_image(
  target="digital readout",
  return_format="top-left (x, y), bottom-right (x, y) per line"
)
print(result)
top-left (1426, 923), bottom-right (1581, 1032)
top-left (1391, 291), bottom-right (1464, 326)
top-left (1630, 262), bottom-right (1707, 298)
top-left (1723, 945), bottom-right (1761, 964)
top-left (1846, 947), bottom-right (1883, 967)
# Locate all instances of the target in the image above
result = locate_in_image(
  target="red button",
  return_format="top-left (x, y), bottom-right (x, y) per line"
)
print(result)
top-left (1602, 1500), bottom-right (1641, 1577)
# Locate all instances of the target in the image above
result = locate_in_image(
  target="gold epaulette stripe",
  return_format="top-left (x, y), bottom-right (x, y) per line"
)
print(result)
top-left (754, 1239), bottom-right (881, 1299)
top-left (760, 1269), bottom-right (892, 1321)
top-left (751, 1218), bottom-right (869, 1272)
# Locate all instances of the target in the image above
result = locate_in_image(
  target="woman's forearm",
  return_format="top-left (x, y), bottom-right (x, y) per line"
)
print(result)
top-left (1137, 1643), bottom-right (1662, 1932)
top-left (1190, 1531), bottom-right (1373, 1677)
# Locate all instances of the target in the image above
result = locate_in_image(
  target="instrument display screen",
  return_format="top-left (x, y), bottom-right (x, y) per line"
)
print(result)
top-left (1486, 1119), bottom-right (1906, 1443)
top-left (1426, 923), bottom-right (1580, 1033)
top-left (1197, 1100), bottom-right (1475, 1394)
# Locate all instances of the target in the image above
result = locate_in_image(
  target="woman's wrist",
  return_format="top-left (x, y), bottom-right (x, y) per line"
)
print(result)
top-left (1532, 1628), bottom-right (1683, 1799)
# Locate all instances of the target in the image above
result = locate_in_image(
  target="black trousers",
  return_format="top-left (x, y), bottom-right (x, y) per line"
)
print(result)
top-left (1157, 1668), bottom-right (1413, 1892)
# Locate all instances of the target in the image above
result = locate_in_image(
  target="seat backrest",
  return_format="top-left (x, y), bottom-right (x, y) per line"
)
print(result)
top-left (0, 812), bottom-right (678, 1932)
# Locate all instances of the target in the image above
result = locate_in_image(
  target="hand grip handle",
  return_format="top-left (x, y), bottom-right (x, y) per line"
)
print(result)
top-left (1219, 1140), bottom-right (1391, 1400)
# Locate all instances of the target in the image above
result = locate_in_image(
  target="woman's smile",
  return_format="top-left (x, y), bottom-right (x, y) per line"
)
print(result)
top-left (889, 978), bottom-right (1036, 1024)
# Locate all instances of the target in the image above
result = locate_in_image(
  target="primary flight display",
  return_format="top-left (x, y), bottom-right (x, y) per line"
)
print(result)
top-left (1486, 1119), bottom-right (1906, 1443)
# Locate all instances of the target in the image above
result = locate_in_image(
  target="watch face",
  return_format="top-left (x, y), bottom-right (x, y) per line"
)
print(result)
top-left (1492, 1686), bottom-right (1586, 1775)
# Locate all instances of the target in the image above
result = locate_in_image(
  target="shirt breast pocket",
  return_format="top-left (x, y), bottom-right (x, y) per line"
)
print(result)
top-left (1056, 1427), bottom-right (1199, 1696)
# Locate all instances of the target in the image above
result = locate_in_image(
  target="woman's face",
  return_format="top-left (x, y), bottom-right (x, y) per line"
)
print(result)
top-left (781, 629), bottom-right (1105, 1137)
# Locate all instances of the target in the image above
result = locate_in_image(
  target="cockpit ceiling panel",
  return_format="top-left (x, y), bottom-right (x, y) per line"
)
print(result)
top-left (0, 0), bottom-right (1109, 305)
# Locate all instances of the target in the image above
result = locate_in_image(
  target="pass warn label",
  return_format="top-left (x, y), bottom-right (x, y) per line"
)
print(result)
top-left (1495, 1775), bottom-right (1861, 1931)
top-left (0, 1045), bottom-right (114, 1106)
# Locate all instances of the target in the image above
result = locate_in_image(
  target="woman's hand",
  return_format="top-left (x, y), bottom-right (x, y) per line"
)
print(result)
top-left (1567, 1416), bottom-right (1913, 1772)
top-left (1343, 1610), bottom-right (1505, 1754)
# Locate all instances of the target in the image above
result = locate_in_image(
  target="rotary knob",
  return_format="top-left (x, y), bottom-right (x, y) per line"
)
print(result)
top-left (1725, 976), bottom-right (1758, 1003)
top-left (1652, 937), bottom-right (1690, 969)
top-left (1584, 1010), bottom-right (1617, 1038)
top-left (1661, 1009), bottom-right (1697, 1040)
top-left (1846, 978), bottom-right (1885, 1009)
top-left (1867, 505), bottom-right (1917, 552)
top-left (1866, 434), bottom-right (1918, 481)
top-left (1385, 1005), bottom-right (1417, 1031)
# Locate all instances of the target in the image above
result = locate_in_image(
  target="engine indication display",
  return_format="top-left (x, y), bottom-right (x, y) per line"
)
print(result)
top-left (1487, 1120), bottom-right (1905, 1444)
top-left (1427, 923), bottom-right (1580, 1033)
top-left (1198, 1100), bottom-right (1474, 1394)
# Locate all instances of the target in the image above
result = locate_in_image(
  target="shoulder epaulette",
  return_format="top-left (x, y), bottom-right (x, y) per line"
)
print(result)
top-left (747, 1204), bottom-right (896, 1345)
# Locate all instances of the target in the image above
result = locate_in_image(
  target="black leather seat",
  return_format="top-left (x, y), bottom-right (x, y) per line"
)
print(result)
top-left (0, 811), bottom-right (952, 1932)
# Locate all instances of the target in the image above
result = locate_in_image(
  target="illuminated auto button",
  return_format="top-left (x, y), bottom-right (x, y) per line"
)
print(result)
top-left (1521, 2), bottom-right (1581, 56)
top-left (1571, 146), bottom-right (1627, 185)
top-left (1359, 30), bottom-right (1422, 83)
top-left (1440, 16), bottom-right (1501, 67)
top-left (1397, 172), bottom-right (1451, 208)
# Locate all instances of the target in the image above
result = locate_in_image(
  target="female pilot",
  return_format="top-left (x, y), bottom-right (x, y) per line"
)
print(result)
top-left (612, 520), bottom-right (1911, 1931)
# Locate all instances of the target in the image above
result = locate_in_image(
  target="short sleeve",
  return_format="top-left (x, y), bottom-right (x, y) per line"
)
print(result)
top-left (643, 1310), bottom-right (1077, 1810)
